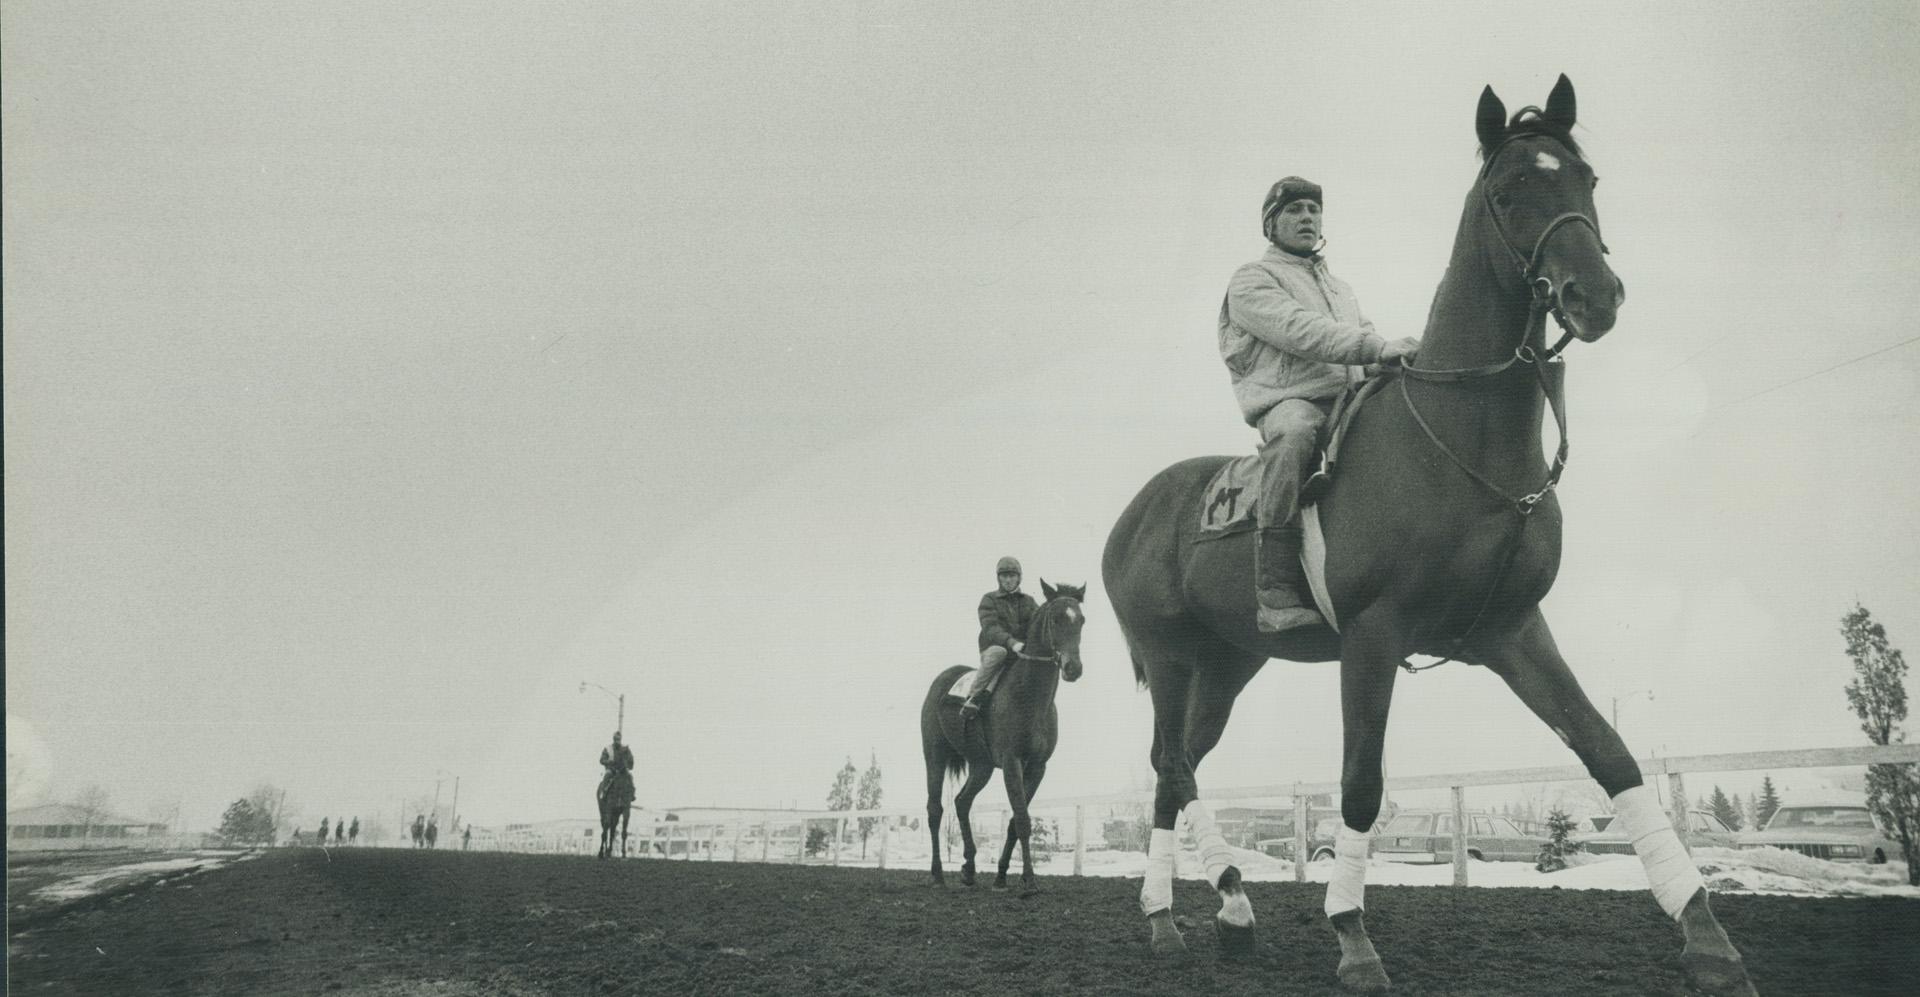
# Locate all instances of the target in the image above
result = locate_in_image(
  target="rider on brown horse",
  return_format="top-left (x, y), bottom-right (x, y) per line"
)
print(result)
top-left (959, 556), bottom-right (1039, 719)
top-left (1219, 177), bottom-right (1420, 632)
top-left (599, 730), bottom-right (635, 798)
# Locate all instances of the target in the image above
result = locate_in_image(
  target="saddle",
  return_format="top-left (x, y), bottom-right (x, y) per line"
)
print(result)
top-left (945, 668), bottom-right (993, 700)
top-left (1196, 372), bottom-right (1396, 537)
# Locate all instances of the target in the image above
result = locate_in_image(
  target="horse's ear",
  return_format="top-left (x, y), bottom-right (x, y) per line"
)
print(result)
top-left (1042, 578), bottom-right (1058, 601)
top-left (1476, 85), bottom-right (1506, 154)
top-left (1544, 74), bottom-right (1576, 134)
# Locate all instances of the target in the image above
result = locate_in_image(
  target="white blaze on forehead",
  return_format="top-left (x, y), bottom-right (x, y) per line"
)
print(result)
top-left (1535, 151), bottom-right (1562, 171)
top-left (1064, 606), bottom-right (1078, 624)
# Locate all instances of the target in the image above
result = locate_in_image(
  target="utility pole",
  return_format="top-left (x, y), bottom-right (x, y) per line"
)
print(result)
top-left (450, 776), bottom-right (460, 834)
top-left (581, 681), bottom-right (625, 736)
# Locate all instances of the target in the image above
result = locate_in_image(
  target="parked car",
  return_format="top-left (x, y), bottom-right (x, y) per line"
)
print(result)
top-left (1373, 810), bottom-right (1548, 863)
top-left (1573, 808), bottom-right (1741, 856)
top-left (1256, 814), bottom-right (1349, 862)
top-left (1740, 803), bottom-right (1898, 864)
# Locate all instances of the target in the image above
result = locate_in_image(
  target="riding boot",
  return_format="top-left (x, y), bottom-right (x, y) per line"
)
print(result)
top-left (1256, 523), bottom-right (1324, 633)
top-left (958, 687), bottom-right (991, 720)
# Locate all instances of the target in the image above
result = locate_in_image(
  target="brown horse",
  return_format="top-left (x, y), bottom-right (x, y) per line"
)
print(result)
top-left (598, 770), bottom-right (634, 859)
top-left (920, 581), bottom-right (1086, 893)
top-left (1102, 76), bottom-right (1755, 995)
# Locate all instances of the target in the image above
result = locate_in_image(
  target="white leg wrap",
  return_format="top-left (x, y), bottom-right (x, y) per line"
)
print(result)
top-left (1181, 800), bottom-right (1237, 890)
top-left (1612, 784), bottom-right (1705, 920)
top-left (1322, 826), bottom-right (1371, 917)
top-left (1139, 828), bottom-right (1177, 916)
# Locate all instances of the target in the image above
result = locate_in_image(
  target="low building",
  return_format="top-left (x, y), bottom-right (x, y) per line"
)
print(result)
top-left (7, 804), bottom-right (169, 851)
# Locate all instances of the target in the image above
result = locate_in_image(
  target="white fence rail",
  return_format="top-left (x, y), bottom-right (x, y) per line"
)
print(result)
top-left (472, 744), bottom-right (1920, 887)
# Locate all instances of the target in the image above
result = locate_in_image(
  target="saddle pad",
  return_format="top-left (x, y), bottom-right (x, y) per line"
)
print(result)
top-left (1195, 459), bottom-right (1340, 632)
top-left (1301, 504), bottom-right (1338, 632)
top-left (946, 669), bottom-right (979, 699)
top-left (1198, 454), bottom-right (1264, 534)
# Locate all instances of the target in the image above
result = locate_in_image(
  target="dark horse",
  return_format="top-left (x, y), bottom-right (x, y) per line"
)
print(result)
top-left (920, 580), bottom-right (1086, 893)
top-left (598, 769), bottom-right (635, 859)
top-left (1103, 77), bottom-right (1754, 995)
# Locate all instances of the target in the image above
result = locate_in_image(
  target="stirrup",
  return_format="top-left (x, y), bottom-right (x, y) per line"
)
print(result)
top-left (1256, 603), bottom-right (1324, 634)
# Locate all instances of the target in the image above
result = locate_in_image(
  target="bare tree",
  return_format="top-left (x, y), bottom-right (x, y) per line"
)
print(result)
top-left (244, 784), bottom-right (293, 845)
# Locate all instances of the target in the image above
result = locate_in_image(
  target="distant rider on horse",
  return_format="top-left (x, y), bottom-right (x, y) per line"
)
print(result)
top-left (959, 556), bottom-right (1039, 720)
top-left (1218, 176), bottom-right (1421, 632)
top-left (599, 730), bottom-right (635, 800)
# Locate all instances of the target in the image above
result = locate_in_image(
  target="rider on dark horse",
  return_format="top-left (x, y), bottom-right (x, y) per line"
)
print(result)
top-left (958, 556), bottom-right (1039, 720)
top-left (1219, 176), bottom-right (1421, 632)
top-left (599, 730), bottom-right (635, 802)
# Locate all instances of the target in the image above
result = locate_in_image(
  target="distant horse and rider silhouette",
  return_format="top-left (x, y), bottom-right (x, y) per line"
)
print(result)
top-left (597, 732), bottom-right (636, 859)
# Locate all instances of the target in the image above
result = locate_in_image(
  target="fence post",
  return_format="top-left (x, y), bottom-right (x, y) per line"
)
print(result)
top-left (1668, 772), bottom-right (1692, 853)
top-left (879, 815), bottom-right (891, 869)
top-left (666, 822), bottom-right (678, 860)
top-left (832, 817), bottom-right (845, 866)
top-left (733, 821), bottom-right (744, 862)
top-left (1293, 791), bottom-right (1309, 884)
top-left (1073, 805), bottom-right (1085, 877)
top-left (1451, 785), bottom-right (1469, 888)
top-left (796, 819), bottom-right (807, 862)
top-left (761, 820), bottom-right (772, 863)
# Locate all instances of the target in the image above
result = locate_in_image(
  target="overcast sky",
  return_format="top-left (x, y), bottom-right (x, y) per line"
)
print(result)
top-left (6, 1), bottom-right (1917, 832)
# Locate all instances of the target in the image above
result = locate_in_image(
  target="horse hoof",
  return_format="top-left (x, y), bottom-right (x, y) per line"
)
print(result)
top-left (1681, 952), bottom-right (1758, 997)
top-left (961, 871), bottom-right (976, 887)
top-left (1337, 957), bottom-right (1391, 992)
top-left (929, 874), bottom-right (945, 887)
top-left (1216, 916), bottom-right (1257, 961)
top-left (1147, 910), bottom-right (1187, 959)
top-left (992, 877), bottom-right (1008, 891)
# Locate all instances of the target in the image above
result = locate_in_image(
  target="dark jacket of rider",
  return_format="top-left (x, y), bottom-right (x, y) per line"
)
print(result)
top-left (601, 743), bottom-right (634, 774)
top-left (977, 589), bottom-right (1039, 654)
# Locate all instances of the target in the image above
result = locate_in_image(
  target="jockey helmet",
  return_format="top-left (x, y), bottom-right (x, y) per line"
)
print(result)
top-left (996, 556), bottom-right (1021, 575)
top-left (1262, 176), bottom-right (1323, 231)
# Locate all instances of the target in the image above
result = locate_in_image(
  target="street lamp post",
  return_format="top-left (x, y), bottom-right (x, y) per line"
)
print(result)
top-left (581, 681), bottom-right (625, 736)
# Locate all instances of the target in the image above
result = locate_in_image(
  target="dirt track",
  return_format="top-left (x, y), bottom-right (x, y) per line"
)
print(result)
top-left (7, 848), bottom-right (1917, 996)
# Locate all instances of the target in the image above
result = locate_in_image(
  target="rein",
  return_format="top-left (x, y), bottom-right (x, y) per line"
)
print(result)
top-left (1392, 132), bottom-right (1598, 673)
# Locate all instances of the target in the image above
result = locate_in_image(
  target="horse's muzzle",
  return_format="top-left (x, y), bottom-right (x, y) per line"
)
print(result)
top-left (1557, 272), bottom-right (1624, 341)
top-left (1062, 657), bottom-right (1083, 682)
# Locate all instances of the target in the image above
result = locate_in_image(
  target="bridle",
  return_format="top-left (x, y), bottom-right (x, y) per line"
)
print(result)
top-left (1392, 130), bottom-right (1606, 672)
top-left (1014, 600), bottom-right (1077, 670)
top-left (1478, 129), bottom-right (1608, 362)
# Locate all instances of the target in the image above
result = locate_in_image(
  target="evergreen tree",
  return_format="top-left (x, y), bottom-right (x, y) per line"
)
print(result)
top-left (216, 798), bottom-right (274, 845)
top-left (855, 751), bottom-right (884, 858)
top-left (826, 757), bottom-right (857, 844)
top-left (1535, 807), bottom-right (1581, 872)
top-left (1755, 775), bottom-right (1782, 829)
top-left (1708, 785), bottom-right (1739, 830)
top-left (1727, 793), bottom-right (1745, 831)
top-left (1840, 603), bottom-right (1920, 884)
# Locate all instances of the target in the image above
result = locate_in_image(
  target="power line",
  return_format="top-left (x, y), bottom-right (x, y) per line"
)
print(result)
top-left (1689, 334), bottom-right (1920, 435)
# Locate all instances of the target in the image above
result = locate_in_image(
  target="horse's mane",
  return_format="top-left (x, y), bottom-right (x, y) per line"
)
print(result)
top-left (1479, 107), bottom-right (1584, 161)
